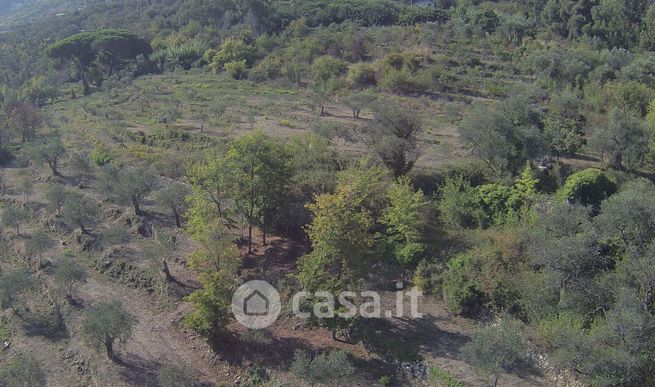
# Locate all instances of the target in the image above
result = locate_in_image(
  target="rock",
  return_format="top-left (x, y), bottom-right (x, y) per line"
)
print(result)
top-left (3, 341), bottom-right (9, 350)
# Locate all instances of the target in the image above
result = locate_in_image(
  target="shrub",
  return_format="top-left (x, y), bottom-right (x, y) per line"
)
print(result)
top-left (90, 147), bottom-right (113, 166)
top-left (290, 350), bottom-right (354, 385)
top-left (442, 253), bottom-right (486, 315)
top-left (556, 168), bottom-right (617, 208)
top-left (224, 60), bottom-right (248, 80)
top-left (348, 62), bottom-right (376, 88)
top-left (413, 259), bottom-right (444, 296)
top-left (427, 366), bottom-right (465, 387)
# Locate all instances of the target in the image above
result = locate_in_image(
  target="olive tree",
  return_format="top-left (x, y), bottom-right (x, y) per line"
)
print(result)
top-left (363, 101), bottom-right (422, 177)
top-left (462, 316), bottom-right (527, 387)
top-left (2, 204), bottom-right (29, 236)
top-left (27, 134), bottom-right (66, 176)
top-left (155, 182), bottom-right (190, 228)
top-left (83, 300), bottom-right (135, 362)
top-left (61, 191), bottom-right (98, 234)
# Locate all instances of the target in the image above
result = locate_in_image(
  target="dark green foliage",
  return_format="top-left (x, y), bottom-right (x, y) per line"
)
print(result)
top-left (556, 168), bottom-right (617, 207)
top-left (47, 29), bottom-right (152, 94)
top-left (2, 204), bottom-right (29, 236)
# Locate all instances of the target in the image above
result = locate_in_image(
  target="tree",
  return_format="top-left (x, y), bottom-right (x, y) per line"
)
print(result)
top-left (25, 229), bottom-right (53, 268)
top-left (225, 131), bottom-right (291, 253)
top-left (91, 29), bottom-right (152, 77)
top-left (0, 268), bottom-right (35, 317)
top-left (54, 256), bottom-right (86, 303)
top-left (83, 300), bottom-right (135, 362)
top-left (363, 101), bottom-right (422, 177)
top-left (46, 32), bottom-right (96, 95)
top-left (310, 56), bottom-right (347, 115)
top-left (2, 204), bottom-right (29, 236)
top-left (298, 163), bottom-right (387, 292)
top-left (462, 316), bottom-right (527, 387)
top-left (27, 134), bottom-right (67, 176)
top-left (61, 191), bottom-right (99, 234)
top-left (4, 101), bottom-right (41, 142)
top-left (341, 89), bottom-right (376, 120)
top-left (590, 108), bottom-right (648, 171)
top-left (185, 225), bottom-right (240, 339)
top-left (544, 117), bottom-right (585, 161)
top-left (155, 182), bottom-right (190, 228)
top-left (47, 29), bottom-right (152, 95)
top-left (381, 177), bottom-right (428, 282)
top-left (0, 354), bottom-right (46, 387)
top-left (112, 166), bottom-right (158, 216)
top-left (46, 183), bottom-right (67, 216)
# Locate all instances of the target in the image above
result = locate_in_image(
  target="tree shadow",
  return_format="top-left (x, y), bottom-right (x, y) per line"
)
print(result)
top-left (115, 353), bottom-right (162, 386)
top-left (22, 308), bottom-right (69, 341)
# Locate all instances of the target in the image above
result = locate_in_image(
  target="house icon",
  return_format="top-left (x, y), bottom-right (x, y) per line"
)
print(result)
top-left (244, 289), bottom-right (270, 316)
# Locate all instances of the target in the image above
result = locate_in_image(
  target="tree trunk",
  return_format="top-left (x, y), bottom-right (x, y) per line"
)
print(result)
top-left (493, 375), bottom-right (498, 387)
top-left (162, 258), bottom-right (173, 282)
top-left (76, 60), bottom-right (90, 96)
top-left (173, 208), bottom-right (181, 228)
top-left (105, 338), bottom-right (115, 361)
top-left (15, 224), bottom-right (20, 236)
top-left (132, 196), bottom-right (143, 216)
top-left (79, 221), bottom-right (88, 235)
top-left (248, 221), bottom-right (253, 254)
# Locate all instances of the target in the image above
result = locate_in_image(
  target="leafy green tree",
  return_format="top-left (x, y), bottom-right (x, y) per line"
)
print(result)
top-left (364, 100), bottom-right (422, 177)
top-left (298, 163), bottom-right (387, 292)
top-left (342, 89), bottom-right (376, 120)
top-left (61, 191), bottom-right (99, 234)
top-left (185, 224), bottom-right (240, 340)
top-left (83, 301), bottom-right (135, 362)
top-left (0, 353), bottom-right (46, 387)
top-left (225, 131), bottom-right (291, 253)
top-left (310, 56), bottom-right (348, 115)
top-left (155, 182), bottom-right (191, 228)
top-left (19, 74), bottom-right (60, 105)
top-left (381, 177), bottom-right (428, 281)
top-left (462, 315), bottom-right (527, 387)
top-left (2, 204), bottom-right (29, 236)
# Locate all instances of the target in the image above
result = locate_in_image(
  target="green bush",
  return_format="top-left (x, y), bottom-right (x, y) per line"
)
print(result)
top-left (348, 62), bottom-right (377, 88)
top-left (413, 259), bottom-right (444, 295)
top-left (556, 168), bottom-right (617, 208)
top-left (427, 366), bottom-right (465, 387)
top-left (90, 147), bottom-right (113, 166)
top-left (442, 253), bottom-right (486, 315)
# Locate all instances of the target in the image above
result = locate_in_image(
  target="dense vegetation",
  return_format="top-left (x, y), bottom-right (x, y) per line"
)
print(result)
top-left (2, 0), bottom-right (655, 385)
